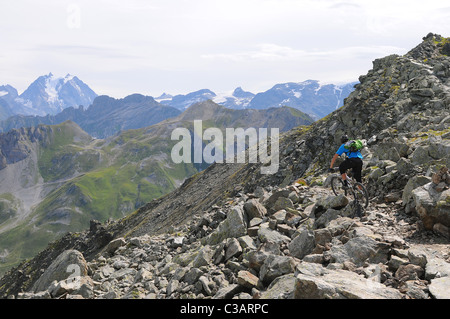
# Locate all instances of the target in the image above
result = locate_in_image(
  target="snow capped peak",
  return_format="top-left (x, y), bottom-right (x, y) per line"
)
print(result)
top-left (64, 73), bottom-right (75, 83)
top-left (45, 74), bottom-right (62, 103)
top-left (14, 73), bottom-right (97, 116)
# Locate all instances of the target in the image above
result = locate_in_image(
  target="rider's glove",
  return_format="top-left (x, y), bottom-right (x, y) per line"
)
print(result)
top-left (328, 168), bottom-right (335, 173)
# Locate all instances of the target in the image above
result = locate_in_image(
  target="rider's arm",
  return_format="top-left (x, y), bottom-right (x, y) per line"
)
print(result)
top-left (330, 153), bottom-right (339, 168)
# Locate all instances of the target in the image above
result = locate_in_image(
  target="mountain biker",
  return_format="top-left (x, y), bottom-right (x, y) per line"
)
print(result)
top-left (329, 135), bottom-right (363, 187)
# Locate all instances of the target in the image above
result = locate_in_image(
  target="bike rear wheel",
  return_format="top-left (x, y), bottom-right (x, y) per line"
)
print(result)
top-left (330, 175), bottom-right (347, 197)
top-left (352, 182), bottom-right (369, 208)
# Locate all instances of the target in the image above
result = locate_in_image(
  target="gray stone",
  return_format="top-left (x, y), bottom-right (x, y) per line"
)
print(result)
top-left (207, 206), bottom-right (248, 245)
top-left (273, 197), bottom-right (294, 211)
top-left (17, 291), bottom-right (51, 299)
top-left (429, 277), bottom-right (450, 299)
top-left (314, 208), bottom-right (341, 229)
top-left (294, 268), bottom-right (402, 299)
top-left (199, 276), bottom-right (213, 296)
top-left (314, 195), bottom-right (349, 212)
top-left (213, 284), bottom-right (243, 299)
top-left (258, 223), bottom-right (291, 244)
top-left (412, 183), bottom-right (450, 230)
top-left (425, 258), bottom-right (450, 280)
top-left (407, 248), bottom-right (428, 268)
top-left (329, 235), bottom-right (390, 267)
top-left (288, 226), bottom-right (315, 259)
top-left (302, 254), bottom-right (325, 264)
top-left (225, 238), bottom-right (242, 261)
top-left (104, 238), bottom-right (127, 254)
top-left (192, 245), bottom-right (214, 268)
top-left (172, 236), bottom-right (186, 248)
top-left (32, 250), bottom-right (89, 293)
top-left (237, 270), bottom-right (262, 289)
top-left (395, 264), bottom-right (424, 282)
top-left (388, 255), bottom-right (409, 272)
top-left (411, 146), bottom-right (432, 166)
top-left (237, 235), bottom-right (257, 250)
top-left (260, 255), bottom-right (296, 285)
top-left (245, 250), bottom-right (269, 271)
top-left (49, 276), bottom-right (93, 298)
top-left (184, 268), bottom-right (203, 285)
top-left (265, 189), bottom-right (291, 210)
top-left (368, 168), bottom-right (384, 180)
top-left (260, 274), bottom-right (296, 299)
top-left (272, 209), bottom-right (287, 223)
top-left (166, 279), bottom-right (179, 296)
top-left (249, 217), bottom-right (263, 227)
top-left (243, 199), bottom-right (267, 219)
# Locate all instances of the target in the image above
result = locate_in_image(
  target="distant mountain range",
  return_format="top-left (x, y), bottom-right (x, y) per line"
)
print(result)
top-left (1, 74), bottom-right (356, 122)
top-left (157, 80), bottom-right (357, 119)
top-left (0, 94), bottom-right (182, 139)
top-left (0, 76), bottom-right (356, 137)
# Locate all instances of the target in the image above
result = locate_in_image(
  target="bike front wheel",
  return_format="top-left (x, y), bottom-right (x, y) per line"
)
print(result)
top-left (352, 182), bottom-right (369, 208)
top-left (330, 175), bottom-right (347, 197)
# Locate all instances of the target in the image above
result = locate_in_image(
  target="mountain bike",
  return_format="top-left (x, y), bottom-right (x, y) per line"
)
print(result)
top-left (329, 169), bottom-right (369, 215)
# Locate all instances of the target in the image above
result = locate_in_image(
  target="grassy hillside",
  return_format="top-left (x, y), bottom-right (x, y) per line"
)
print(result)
top-left (0, 102), bottom-right (313, 274)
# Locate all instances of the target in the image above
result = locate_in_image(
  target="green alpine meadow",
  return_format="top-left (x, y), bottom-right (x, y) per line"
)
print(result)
top-left (0, 101), bottom-right (313, 274)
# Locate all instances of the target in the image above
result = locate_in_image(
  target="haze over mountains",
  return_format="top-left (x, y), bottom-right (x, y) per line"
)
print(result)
top-left (156, 80), bottom-right (357, 120)
top-left (0, 74), bottom-right (356, 130)
top-left (0, 71), bottom-right (357, 276)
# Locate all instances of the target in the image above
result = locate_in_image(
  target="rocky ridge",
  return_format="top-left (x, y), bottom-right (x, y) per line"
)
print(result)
top-left (13, 179), bottom-right (450, 300)
top-left (1, 33), bottom-right (449, 299)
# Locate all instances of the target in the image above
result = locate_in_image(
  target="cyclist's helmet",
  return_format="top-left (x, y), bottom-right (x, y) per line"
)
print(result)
top-left (340, 135), bottom-right (349, 144)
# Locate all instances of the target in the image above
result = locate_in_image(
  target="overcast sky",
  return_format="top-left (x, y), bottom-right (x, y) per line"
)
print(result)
top-left (1, 0), bottom-right (450, 98)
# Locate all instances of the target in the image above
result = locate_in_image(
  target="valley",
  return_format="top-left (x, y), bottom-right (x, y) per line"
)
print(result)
top-left (0, 101), bottom-right (314, 274)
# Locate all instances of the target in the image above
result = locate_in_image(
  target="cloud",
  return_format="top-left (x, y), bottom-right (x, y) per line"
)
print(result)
top-left (201, 44), bottom-right (406, 63)
top-left (2, 0), bottom-right (450, 97)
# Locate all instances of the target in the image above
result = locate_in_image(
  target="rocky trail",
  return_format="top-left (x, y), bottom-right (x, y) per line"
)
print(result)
top-left (14, 173), bottom-right (449, 300)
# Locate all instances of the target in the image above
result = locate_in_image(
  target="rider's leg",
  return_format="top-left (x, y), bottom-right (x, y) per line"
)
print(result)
top-left (351, 158), bottom-right (363, 190)
top-left (339, 159), bottom-right (352, 186)
top-left (352, 158), bottom-right (363, 183)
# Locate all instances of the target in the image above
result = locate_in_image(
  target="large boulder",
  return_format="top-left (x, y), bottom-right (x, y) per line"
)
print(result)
top-left (294, 267), bottom-right (402, 299)
top-left (260, 274), bottom-right (296, 299)
top-left (402, 175), bottom-right (432, 212)
top-left (329, 235), bottom-right (391, 267)
top-left (32, 250), bottom-right (89, 293)
top-left (429, 277), bottom-right (450, 299)
top-left (412, 183), bottom-right (450, 230)
top-left (260, 255), bottom-right (296, 285)
top-left (243, 199), bottom-right (267, 219)
top-left (206, 205), bottom-right (248, 245)
top-left (288, 226), bottom-right (316, 259)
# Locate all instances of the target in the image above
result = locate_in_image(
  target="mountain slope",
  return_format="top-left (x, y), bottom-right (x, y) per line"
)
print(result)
top-left (1, 33), bottom-right (449, 299)
top-left (0, 85), bottom-right (20, 121)
top-left (0, 94), bottom-right (182, 138)
top-left (0, 101), bottom-right (312, 274)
